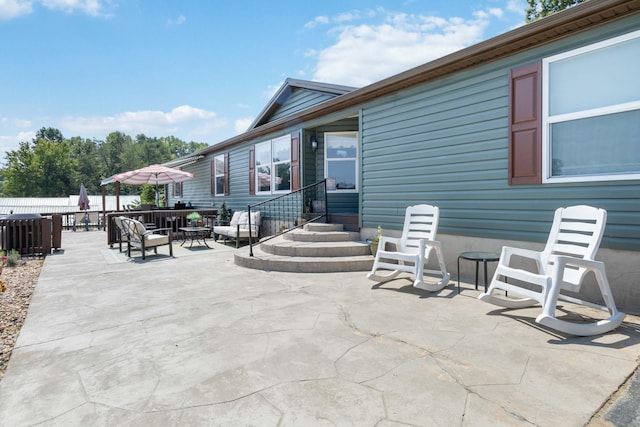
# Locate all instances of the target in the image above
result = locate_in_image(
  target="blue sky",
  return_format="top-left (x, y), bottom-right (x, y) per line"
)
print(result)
top-left (0, 0), bottom-right (527, 156)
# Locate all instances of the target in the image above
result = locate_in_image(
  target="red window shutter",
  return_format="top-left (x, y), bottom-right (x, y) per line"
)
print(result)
top-left (224, 153), bottom-right (229, 195)
top-left (249, 146), bottom-right (255, 195)
top-left (291, 132), bottom-right (300, 191)
top-left (509, 61), bottom-right (542, 185)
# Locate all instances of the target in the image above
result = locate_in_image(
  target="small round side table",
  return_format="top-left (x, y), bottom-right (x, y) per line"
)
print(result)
top-left (457, 251), bottom-right (500, 294)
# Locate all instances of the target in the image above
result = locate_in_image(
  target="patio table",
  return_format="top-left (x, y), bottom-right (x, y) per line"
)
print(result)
top-left (179, 226), bottom-right (211, 248)
top-left (457, 251), bottom-right (500, 294)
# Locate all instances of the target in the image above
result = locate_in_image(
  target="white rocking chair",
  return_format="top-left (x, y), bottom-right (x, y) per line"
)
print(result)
top-left (367, 204), bottom-right (450, 292)
top-left (478, 205), bottom-right (626, 336)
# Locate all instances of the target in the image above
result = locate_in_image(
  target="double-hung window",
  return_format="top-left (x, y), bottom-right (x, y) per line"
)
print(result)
top-left (173, 181), bottom-right (183, 197)
top-left (213, 154), bottom-right (227, 196)
top-left (542, 30), bottom-right (640, 183)
top-left (255, 135), bottom-right (291, 194)
top-left (325, 132), bottom-right (358, 191)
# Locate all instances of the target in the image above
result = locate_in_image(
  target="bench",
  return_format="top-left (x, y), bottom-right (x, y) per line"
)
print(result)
top-left (213, 210), bottom-right (261, 248)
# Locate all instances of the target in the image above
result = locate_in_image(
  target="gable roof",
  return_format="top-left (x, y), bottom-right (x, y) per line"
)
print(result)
top-left (199, 0), bottom-right (640, 156)
top-left (248, 78), bottom-right (357, 129)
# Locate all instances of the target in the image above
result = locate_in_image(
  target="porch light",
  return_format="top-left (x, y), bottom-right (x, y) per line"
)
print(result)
top-left (310, 135), bottom-right (318, 152)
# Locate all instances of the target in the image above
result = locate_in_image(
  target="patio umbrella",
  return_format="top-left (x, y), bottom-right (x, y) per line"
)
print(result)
top-left (78, 183), bottom-right (90, 231)
top-left (112, 164), bottom-right (194, 206)
top-left (78, 183), bottom-right (90, 210)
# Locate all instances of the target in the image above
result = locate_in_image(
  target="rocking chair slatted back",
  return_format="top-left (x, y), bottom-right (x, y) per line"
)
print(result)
top-left (542, 205), bottom-right (607, 286)
top-left (401, 205), bottom-right (439, 255)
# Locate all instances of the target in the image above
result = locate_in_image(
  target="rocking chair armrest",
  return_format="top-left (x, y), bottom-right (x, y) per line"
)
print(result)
top-left (500, 246), bottom-right (544, 266)
top-left (548, 255), bottom-right (604, 271)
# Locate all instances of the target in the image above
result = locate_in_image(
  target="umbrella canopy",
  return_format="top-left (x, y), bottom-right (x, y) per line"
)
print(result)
top-left (112, 164), bottom-right (194, 185)
top-left (111, 164), bottom-right (194, 206)
top-left (78, 183), bottom-right (90, 211)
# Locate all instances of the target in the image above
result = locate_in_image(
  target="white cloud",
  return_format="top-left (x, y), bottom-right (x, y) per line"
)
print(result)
top-left (167, 15), bottom-right (186, 27)
top-left (0, 131), bottom-right (36, 158)
top-left (234, 117), bottom-right (253, 134)
top-left (310, 5), bottom-right (517, 87)
top-left (507, 0), bottom-right (527, 14)
top-left (304, 15), bottom-right (329, 29)
top-left (0, 0), bottom-right (33, 20)
top-left (1, 117), bottom-right (32, 128)
top-left (0, 0), bottom-right (112, 19)
top-left (263, 83), bottom-right (282, 101)
top-left (59, 105), bottom-right (227, 143)
top-left (40, 0), bottom-right (107, 17)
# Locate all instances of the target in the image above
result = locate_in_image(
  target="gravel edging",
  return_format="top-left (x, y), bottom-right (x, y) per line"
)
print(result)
top-left (0, 260), bottom-right (43, 381)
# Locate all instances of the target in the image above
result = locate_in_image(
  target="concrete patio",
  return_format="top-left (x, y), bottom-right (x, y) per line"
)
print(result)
top-left (0, 230), bottom-right (639, 426)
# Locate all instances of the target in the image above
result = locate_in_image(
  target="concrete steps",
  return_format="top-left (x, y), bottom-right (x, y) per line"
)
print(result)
top-left (233, 223), bottom-right (374, 273)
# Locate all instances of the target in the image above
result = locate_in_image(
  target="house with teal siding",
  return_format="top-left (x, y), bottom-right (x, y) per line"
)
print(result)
top-left (168, 0), bottom-right (640, 313)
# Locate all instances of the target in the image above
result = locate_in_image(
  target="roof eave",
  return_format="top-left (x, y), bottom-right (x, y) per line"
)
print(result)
top-left (203, 0), bottom-right (640, 155)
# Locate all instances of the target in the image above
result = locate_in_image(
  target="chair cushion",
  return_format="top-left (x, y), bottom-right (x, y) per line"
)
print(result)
top-left (143, 234), bottom-right (170, 247)
top-left (229, 211), bottom-right (243, 226)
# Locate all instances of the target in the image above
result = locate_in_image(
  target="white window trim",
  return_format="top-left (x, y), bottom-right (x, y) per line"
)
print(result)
top-left (542, 29), bottom-right (640, 184)
top-left (255, 135), bottom-right (292, 195)
top-left (324, 131), bottom-right (359, 193)
top-left (214, 154), bottom-right (225, 196)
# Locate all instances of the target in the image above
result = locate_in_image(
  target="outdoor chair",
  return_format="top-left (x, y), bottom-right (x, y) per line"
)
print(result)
top-left (88, 211), bottom-right (101, 230)
top-left (122, 218), bottom-right (173, 260)
top-left (113, 216), bottom-right (129, 252)
top-left (478, 205), bottom-right (626, 336)
top-left (213, 210), bottom-right (262, 248)
top-left (367, 204), bottom-right (450, 292)
top-left (73, 212), bottom-right (88, 231)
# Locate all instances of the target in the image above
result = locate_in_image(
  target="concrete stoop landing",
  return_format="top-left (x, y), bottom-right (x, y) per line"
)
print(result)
top-left (234, 222), bottom-right (374, 272)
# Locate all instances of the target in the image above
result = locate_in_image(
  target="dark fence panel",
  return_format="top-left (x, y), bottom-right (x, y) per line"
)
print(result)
top-left (0, 218), bottom-right (53, 256)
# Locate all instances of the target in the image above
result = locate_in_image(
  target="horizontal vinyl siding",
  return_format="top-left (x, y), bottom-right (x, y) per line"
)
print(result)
top-left (270, 90), bottom-right (335, 123)
top-left (176, 160), bottom-right (212, 207)
top-left (361, 22), bottom-right (640, 251)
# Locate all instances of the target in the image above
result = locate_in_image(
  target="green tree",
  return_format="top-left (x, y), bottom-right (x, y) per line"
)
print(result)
top-left (526, 0), bottom-right (586, 22)
top-left (98, 131), bottom-right (133, 176)
top-left (69, 136), bottom-right (105, 194)
top-left (140, 184), bottom-right (157, 204)
top-left (1, 128), bottom-right (209, 197)
top-left (161, 136), bottom-right (208, 158)
top-left (34, 138), bottom-right (77, 196)
top-left (35, 127), bottom-right (64, 143)
top-left (3, 141), bottom-right (39, 196)
top-left (3, 131), bottom-right (77, 196)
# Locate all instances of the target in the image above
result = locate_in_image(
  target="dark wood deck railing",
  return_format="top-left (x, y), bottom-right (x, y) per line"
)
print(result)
top-left (0, 215), bottom-right (63, 256)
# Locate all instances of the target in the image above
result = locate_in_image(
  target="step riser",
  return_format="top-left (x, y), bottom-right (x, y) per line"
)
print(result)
top-left (234, 224), bottom-right (372, 273)
top-left (261, 243), bottom-right (371, 257)
top-left (234, 254), bottom-right (373, 273)
top-left (304, 223), bottom-right (343, 232)
top-left (284, 231), bottom-right (361, 242)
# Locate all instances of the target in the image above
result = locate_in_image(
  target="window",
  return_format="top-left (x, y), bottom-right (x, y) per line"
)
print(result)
top-left (254, 135), bottom-right (291, 194)
top-left (212, 154), bottom-right (228, 196)
top-left (173, 181), bottom-right (183, 197)
top-left (542, 30), bottom-right (640, 182)
top-left (325, 132), bottom-right (358, 191)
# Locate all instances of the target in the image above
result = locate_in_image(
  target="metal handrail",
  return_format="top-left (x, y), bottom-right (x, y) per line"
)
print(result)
top-left (247, 179), bottom-right (329, 256)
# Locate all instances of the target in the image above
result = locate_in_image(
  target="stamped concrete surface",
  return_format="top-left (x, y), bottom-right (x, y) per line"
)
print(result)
top-left (0, 231), bottom-right (639, 426)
